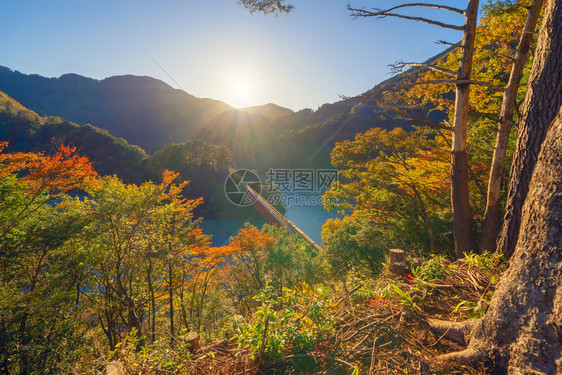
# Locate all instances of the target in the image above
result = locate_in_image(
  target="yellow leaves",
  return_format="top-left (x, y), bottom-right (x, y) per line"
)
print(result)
top-left (161, 169), bottom-right (180, 187)
top-left (406, 0), bottom-right (534, 117)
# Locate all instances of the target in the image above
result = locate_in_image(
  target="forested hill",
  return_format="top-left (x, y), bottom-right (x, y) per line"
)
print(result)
top-left (0, 90), bottom-right (233, 219)
top-left (0, 66), bottom-right (231, 153)
top-left (0, 90), bottom-right (147, 182)
top-left (0, 63), bottom-right (445, 169)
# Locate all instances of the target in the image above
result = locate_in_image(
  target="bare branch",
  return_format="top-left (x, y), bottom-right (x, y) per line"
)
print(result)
top-left (352, 95), bottom-right (453, 131)
top-left (379, 3), bottom-right (465, 15)
top-left (475, 137), bottom-right (494, 150)
top-left (391, 61), bottom-right (456, 77)
top-left (498, 52), bottom-right (516, 63)
top-left (348, 5), bottom-right (464, 31)
top-left (411, 79), bottom-right (505, 92)
top-left (436, 40), bottom-right (463, 48)
top-left (467, 162), bottom-right (487, 207)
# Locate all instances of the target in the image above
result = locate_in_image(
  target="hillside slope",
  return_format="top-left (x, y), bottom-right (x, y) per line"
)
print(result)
top-left (0, 67), bottom-right (232, 153)
top-left (0, 48), bottom-right (449, 170)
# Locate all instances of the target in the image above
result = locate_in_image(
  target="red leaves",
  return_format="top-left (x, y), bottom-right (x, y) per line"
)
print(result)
top-left (366, 295), bottom-right (387, 308)
top-left (406, 272), bottom-right (421, 285)
top-left (0, 142), bottom-right (100, 197)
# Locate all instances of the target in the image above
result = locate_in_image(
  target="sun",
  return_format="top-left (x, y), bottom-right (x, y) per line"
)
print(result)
top-left (229, 79), bottom-right (253, 108)
top-left (221, 65), bottom-right (263, 108)
top-left (231, 80), bottom-right (251, 100)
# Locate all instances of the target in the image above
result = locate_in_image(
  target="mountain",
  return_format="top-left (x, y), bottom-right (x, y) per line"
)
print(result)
top-left (0, 89), bottom-right (235, 219)
top-left (0, 67), bottom-right (232, 153)
top-left (240, 103), bottom-right (294, 119)
top-left (0, 89), bottom-right (148, 182)
top-left (0, 49), bottom-right (448, 171)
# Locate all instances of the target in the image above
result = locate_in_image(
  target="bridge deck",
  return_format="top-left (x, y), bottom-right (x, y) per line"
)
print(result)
top-left (245, 186), bottom-right (323, 253)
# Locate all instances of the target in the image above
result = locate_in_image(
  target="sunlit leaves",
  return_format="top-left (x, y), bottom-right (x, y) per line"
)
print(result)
top-left (323, 127), bottom-right (454, 255)
top-left (0, 142), bottom-right (99, 197)
top-left (406, 0), bottom-right (534, 118)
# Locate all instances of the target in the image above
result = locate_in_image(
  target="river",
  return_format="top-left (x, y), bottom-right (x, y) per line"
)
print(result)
top-left (201, 195), bottom-right (340, 246)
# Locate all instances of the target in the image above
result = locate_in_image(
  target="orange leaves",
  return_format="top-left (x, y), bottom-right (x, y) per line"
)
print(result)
top-left (0, 142), bottom-right (99, 197)
top-left (225, 226), bottom-right (276, 255)
top-left (200, 226), bottom-right (276, 269)
top-left (159, 169), bottom-right (203, 217)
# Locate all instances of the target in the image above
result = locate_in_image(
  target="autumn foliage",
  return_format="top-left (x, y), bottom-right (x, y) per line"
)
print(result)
top-left (0, 141), bottom-right (99, 196)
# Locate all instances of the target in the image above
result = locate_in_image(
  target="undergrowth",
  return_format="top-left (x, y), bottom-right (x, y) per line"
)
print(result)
top-left (93, 252), bottom-right (505, 374)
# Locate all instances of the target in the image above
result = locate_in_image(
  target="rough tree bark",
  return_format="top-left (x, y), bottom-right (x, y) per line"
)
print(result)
top-left (480, 0), bottom-right (544, 252)
top-left (451, 0), bottom-right (479, 258)
top-left (430, 3), bottom-right (562, 370)
top-left (435, 102), bottom-right (561, 374)
top-left (496, 0), bottom-right (562, 259)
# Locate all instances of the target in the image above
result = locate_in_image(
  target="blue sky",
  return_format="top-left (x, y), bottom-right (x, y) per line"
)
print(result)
top-left (1, 1), bottom-right (465, 111)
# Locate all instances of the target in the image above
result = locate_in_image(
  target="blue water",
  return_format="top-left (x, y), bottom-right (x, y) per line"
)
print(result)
top-left (201, 218), bottom-right (265, 246)
top-left (201, 196), bottom-right (340, 246)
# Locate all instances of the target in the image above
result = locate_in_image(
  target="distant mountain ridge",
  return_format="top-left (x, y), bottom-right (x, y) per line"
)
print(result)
top-left (0, 67), bottom-right (233, 153)
top-left (0, 52), bottom-right (448, 169)
top-left (240, 103), bottom-right (294, 119)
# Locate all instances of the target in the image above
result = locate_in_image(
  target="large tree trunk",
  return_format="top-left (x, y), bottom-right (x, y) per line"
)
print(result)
top-left (496, 0), bottom-right (562, 259)
top-left (432, 2), bottom-right (562, 370)
top-left (436, 103), bottom-right (562, 374)
top-left (480, 0), bottom-right (544, 252)
top-left (451, 0), bottom-right (479, 258)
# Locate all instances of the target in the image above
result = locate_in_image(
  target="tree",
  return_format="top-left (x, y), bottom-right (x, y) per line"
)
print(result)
top-left (430, 1), bottom-right (562, 370)
top-left (86, 171), bottom-right (203, 350)
top-left (403, 0), bottom-right (545, 252)
top-left (220, 224), bottom-right (276, 314)
top-left (496, 0), bottom-right (562, 259)
top-left (323, 127), bottom-right (456, 255)
top-left (238, 0), bottom-right (293, 14)
top-left (346, 1), bottom-right (484, 257)
top-left (433, 98), bottom-right (561, 374)
top-left (0, 143), bottom-right (99, 374)
top-left (480, 0), bottom-right (543, 252)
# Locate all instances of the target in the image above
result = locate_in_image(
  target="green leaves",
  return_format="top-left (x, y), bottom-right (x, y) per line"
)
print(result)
top-left (229, 282), bottom-right (336, 359)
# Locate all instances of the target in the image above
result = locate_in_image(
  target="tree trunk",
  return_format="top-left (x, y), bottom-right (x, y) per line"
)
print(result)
top-left (451, 0), bottom-right (479, 258)
top-left (431, 4), bottom-right (562, 369)
top-left (147, 255), bottom-right (156, 343)
top-left (496, 0), bottom-right (562, 259)
top-left (437, 103), bottom-right (562, 374)
top-left (481, 0), bottom-right (544, 252)
top-left (169, 261), bottom-right (175, 343)
top-left (19, 313), bottom-right (29, 375)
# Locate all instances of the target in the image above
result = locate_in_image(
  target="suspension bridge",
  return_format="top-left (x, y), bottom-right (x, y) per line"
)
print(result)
top-left (244, 185), bottom-right (323, 253)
